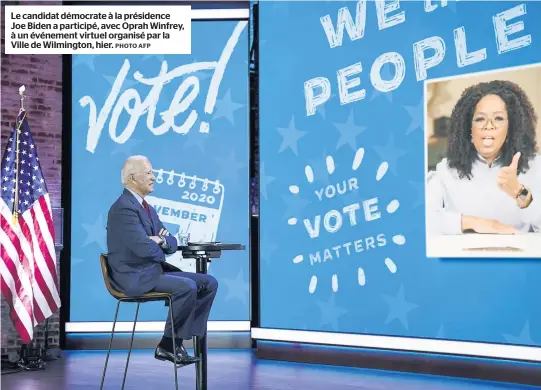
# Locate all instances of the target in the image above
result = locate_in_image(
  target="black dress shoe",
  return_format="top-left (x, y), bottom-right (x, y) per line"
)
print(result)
top-left (154, 345), bottom-right (199, 366)
top-left (177, 345), bottom-right (199, 364)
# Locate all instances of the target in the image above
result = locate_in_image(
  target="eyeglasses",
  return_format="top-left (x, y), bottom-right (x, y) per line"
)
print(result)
top-left (472, 116), bottom-right (508, 129)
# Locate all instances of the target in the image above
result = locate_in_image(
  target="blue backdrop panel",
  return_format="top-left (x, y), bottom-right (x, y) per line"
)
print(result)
top-left (70, 20), bottom-right (250, 322)
top-left (259, 1), bottom-right (541, 346)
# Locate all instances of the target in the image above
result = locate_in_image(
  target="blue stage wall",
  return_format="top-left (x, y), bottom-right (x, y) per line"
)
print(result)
top-left (70, 20), bottom-right (250, 322)
top-left (259, 1), bottom-right (541, 346)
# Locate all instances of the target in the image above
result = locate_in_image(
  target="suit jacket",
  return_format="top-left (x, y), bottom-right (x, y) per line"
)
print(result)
top-left (106, 189), bottom-right (180, 296)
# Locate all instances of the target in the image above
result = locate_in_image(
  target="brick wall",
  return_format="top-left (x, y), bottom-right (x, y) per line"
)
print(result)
top-left (1, 2), bottom-right (63, 359)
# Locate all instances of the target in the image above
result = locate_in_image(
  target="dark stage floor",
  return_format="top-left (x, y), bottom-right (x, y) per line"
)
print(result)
top-left (1, 349), bottom-right (538, 390)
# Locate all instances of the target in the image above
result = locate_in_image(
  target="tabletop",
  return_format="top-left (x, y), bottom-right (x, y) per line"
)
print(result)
top-left (427, 233), bottom-right (541, 258)
top-left (178, 242), bottom-right (245, 251)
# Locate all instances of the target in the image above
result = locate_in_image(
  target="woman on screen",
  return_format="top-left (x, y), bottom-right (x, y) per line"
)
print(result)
top-left (426, 80), bottom-right (541, 235)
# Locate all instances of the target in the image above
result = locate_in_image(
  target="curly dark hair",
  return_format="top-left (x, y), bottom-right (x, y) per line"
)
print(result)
top-left (446, 79), bottom-right (538, 179)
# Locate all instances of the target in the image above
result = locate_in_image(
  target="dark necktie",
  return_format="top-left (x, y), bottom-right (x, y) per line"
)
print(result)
top-left (142, 199), bottom-right (152, 220)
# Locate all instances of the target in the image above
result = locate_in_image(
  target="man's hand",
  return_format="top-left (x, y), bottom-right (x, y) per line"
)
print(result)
top-left (461, 215), bottom-right (519, 234)
top-left (149, 236), bottom-right (163, 244)
top-left (157, 226), bottom-right (177, 254)
top-left (498, 152), bottom-right (522, 198)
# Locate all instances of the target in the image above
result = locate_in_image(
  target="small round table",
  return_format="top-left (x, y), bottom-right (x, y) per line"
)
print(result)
top-left (179, 242), bottom-right (245, 390)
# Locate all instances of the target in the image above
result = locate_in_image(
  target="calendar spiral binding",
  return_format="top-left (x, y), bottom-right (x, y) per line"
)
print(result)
top-left (153, 168), bottom-right (224, 195)
top-left (151, 168), bottom-right (225, 212)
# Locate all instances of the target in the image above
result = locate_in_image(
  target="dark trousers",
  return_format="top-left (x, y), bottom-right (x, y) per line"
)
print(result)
top-left (152, 271), bottom-right (218, 340)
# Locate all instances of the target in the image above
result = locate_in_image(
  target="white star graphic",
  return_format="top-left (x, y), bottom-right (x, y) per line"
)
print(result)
top-left (503, 322), bottom-right (536, 346)
top-left (81, 214), bottom-right (106, 251)
top-left (277, 117), bottom-right (308, 156)
top-left (221, 269), bottom-right (249, 305)
top-left (382, 285), bottom-right (419, 330)
top-left (403, 99), bottom-right (425, 135)
top-left (215, 150), bottom-right (247, 185)
top-left (72, 54), bottom-right (98, 72)
top-left (213, 89), bottom-right (245, 125)
top-left (103, 74), bottom-right (137, 89)
top-left (317, 294), bottom-right (348, 331)
top-left (182, 133), bottom-right (210, 153)
top-left (281, 193), bottom-right (311, 221)
top-left (332, 110), bottom-right (368, 151)
top-left (143, 54), bottom-right (166, 63)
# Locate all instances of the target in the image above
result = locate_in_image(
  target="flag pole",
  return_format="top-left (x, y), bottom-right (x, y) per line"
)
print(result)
top-left (22, 86), bottom-right (53, 364)
top-left (22, 86), bottom-right (52, 370)
top-left (13, 86), bottom-right (27, 225)
top-left (18, 86), bottom-right (43, 371)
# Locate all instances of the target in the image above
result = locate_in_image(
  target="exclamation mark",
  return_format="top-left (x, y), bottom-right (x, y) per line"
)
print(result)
top-left (199, 21), bottom-right (248, 133)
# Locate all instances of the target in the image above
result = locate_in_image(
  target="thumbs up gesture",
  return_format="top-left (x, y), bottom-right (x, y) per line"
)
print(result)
top-left (497, 152), bottom-right (522, 198)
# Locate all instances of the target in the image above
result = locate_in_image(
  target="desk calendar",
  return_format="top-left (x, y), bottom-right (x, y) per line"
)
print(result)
top-left (146, 167), bottom-right (225, 272)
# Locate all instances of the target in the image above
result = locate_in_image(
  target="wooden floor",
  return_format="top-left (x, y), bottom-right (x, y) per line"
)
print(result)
top-left (1, 349), bottom-right (537, 390)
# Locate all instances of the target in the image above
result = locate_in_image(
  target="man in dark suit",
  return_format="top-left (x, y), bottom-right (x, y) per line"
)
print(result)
top-left (106, 155), bottom-right (218, 365)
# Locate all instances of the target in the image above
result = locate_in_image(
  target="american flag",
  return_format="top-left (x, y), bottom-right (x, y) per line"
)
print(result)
top-left (0, 111), bottom-right (60, 344)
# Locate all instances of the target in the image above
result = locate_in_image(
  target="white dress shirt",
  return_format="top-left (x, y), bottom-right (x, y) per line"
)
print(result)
top-left (426, 154), bottom-right (541, 234)
top-left (127, 188), bottom-right (144, 206)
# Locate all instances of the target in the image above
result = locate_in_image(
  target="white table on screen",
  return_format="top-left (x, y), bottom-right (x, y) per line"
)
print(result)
top-left (427, 234), bottom-right (541, 258)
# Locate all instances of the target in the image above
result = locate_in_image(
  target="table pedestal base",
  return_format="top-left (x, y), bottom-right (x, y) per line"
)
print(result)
top-left (179, 242), bottom-right (245, 390)
top-left (194, 254), bottom-right (208, 390)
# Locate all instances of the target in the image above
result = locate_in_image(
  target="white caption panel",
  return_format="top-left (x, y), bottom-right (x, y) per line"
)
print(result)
top-left (5, 5), bottom-right (191, 54)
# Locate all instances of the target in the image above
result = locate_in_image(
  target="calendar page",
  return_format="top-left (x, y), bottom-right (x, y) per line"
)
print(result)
top-left (146, 167), bottom-right (225, 272)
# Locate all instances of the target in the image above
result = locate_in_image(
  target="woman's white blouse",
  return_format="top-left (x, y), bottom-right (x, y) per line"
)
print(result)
top-left (426, 154), bottom-right (541, 234)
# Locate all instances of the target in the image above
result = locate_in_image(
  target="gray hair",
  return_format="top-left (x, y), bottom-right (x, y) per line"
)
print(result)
top-left (121, 155), bottom-right (149, 186)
